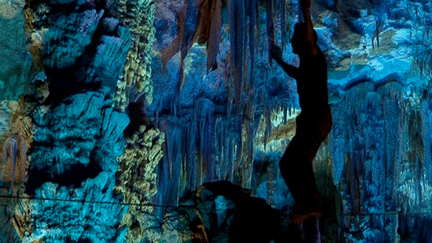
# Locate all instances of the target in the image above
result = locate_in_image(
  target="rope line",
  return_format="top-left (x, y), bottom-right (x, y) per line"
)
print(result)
top-left (0, 194), bottom-right (192, 208)
top-left (1, 194), bottom-right (432, 216)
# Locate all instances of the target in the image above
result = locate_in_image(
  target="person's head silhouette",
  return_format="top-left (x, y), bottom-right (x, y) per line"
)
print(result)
top-left (290, 23), bottom-right (318, 55)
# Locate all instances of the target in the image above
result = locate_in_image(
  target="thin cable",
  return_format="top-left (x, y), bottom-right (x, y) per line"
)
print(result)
top-left (1, 194), bottom-right (432, 216)
top-left (0, 194), bottom-right (194, 209)
top-left (342, 212), bottom-right (432, 216)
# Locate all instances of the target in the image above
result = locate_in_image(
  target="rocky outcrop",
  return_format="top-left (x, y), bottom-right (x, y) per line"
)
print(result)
top-left (114, 0), bottom-right (156, 109)
top-left (318, 80), bottom-right (432, 242)
top-left (120, 181), bottom-right (301, 243)
top-left (0, 4), bottom-right (30, 101)
top-left (149, 0), bottom-right (432, 242)
top-left (195, 181), bottom-right (286, 243)
top-left (1, 0), bottom-right (432, 242)
top-left (28, 88), bottom-right (128, 190)
top-left (14, 0), bottom-right (135, 241)
top-left (115, 114), bottom-right (165, 241)
top-left (24, 88), bottom-right (129, 242)
top-left (22, 0), bottom-right (132, 102)
top-left (0, 97), bottom-right (34, 193)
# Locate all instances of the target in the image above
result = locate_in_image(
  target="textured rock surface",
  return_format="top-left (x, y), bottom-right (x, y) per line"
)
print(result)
top-left (113, 0), bottom-right (156, 110)
top-left (22, 0), bottom-right (132, 102)
top-left (0, 187), bottom-right (24, 243)
top-left (0, 96), bottom-right (35, 243)
top-left (28, 88), bottom-right (128, 187)
top-left (8, 0), bottom-right (133, 242)
top-left (26, 87), bottom-right (130, 242)
top-left (115, 119), bottom-right (165, 242)
top-left (42, 10), bottom-right (104, 69)
top-left (1, 0), bottom-right (432, 242)
top-left (149, 0), bottom-right (432, 242)
top-left (0, 97), bottom-right (34, 187)
top-left (122, 208), bottom-right (194, 243)
top-left (316, 81), bottom-right (432, 242)
top-left (194, 181), bottom-right (286, 242)
top-left (119, 181), bottom-right (297, 243)
top-left (0, 0), bottom-right (24, 19)
top-left (0, 7), bottom-right (31, 101)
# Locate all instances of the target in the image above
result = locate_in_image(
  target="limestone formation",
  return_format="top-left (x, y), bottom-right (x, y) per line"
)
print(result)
top-left (113, 0), bottom-right (156, 110)
top-left (115, 124), bottom-right (165, 241)
top-left (0, 0), bottom-right (24, 19)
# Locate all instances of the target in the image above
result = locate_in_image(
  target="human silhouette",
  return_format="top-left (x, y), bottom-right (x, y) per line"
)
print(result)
top-left (272, 0), bottom-right (332, 224)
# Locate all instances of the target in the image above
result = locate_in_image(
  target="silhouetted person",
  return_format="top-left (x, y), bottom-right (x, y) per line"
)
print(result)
top-left (272, 0), bottom-right (332, 224)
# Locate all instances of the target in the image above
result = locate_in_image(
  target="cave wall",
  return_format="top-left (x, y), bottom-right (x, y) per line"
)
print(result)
top-left (150, 0), bottom-right (432, 241)
top-left (0, 0), bottom-right (431, 242)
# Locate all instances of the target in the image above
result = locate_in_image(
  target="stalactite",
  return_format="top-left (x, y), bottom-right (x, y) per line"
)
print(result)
top-left (266, 0), bottom-right (274, 66)
top-left (229, 0), bottom-right (245, 109)
top-left (156, 1), bottom-right (301, 212)
top-left (206, 0), bottom-right (222, 71)
top-left (247, 0), bottom-right (256, 86)
top-left (281, 0), bottom-right (286, 50)
top-left (160, 2), bottom-right (187, 74)
top-left (236, 119), bottom-right (243, 162)
top-left (164, 120), bottom-right (172, 179)
top-left (161, 0), bottom-right (222, 94)
top-left (184, 123), bottom-right (198, 192)
top-left (1, 136), bottom-right (23, 192)
top-left (246, 120), bottom-right (254, 168)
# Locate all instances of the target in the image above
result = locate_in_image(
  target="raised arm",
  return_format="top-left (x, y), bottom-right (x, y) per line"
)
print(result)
top-left (301, 0), bottom-right (319, 56)
top-left (272, 45), bottom-right (299, 79)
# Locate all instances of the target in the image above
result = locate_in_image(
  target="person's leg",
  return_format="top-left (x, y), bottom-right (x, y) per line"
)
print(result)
top-left (279, 130), bottom-right (321, 207)
top-left (279, 107), bottom-right (332, 209)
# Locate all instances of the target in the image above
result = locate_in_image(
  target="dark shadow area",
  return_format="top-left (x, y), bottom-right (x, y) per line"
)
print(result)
top-left (195, 181), bottom-right (297, 243)
top-left (26, 158), bottom-right (102, 195)
top-left (124, 101), bottom-right (153, 138)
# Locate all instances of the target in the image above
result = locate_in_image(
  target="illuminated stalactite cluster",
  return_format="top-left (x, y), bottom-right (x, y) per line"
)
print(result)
top-left (157, 0), bottom-right (292, 111)
top-left (311, 81), bottom-right (432, 242)
top-left (0, 0), bottom-right (24, 19)
top-left (22, 1), bottom-right (48, 71)
top-left (115, 124), bottom-right (165, 242)
top-left (14, 0), bottom-right (135, 241)
top-left (12, 193), bottom-right (33, 240)
top-left (152, 0), bottom-right (297, 203)
top-left (0, 98), bottom-right (35, 243)
top-left (0, 97), bottom-right (34, 187)
top-left (148, 0), bottom-right (432, 241)
top-left (1, 0), bottom-right (432, 241)
top-left (113, 0), bottom-right (156, 110)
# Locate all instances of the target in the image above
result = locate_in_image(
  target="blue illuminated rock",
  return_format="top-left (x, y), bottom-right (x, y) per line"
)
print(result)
top-left (150, 0), bottom-right (432, 242)
top-left (2, 0), bottom-right (431, 241)
top-left (42, 10), bottom-right (104, 69)
top-left (27, 87), bottom-right (129, 242)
